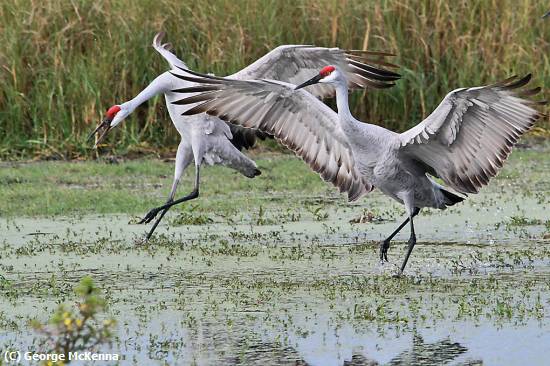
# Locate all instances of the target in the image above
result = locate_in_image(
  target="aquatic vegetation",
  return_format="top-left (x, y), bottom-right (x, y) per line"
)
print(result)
top-left (30, 277), bottom-right (116, 364)
top-left (0, 146), bottom-right (548, 363)
top-left (170, 204), bottom-right (213, 226)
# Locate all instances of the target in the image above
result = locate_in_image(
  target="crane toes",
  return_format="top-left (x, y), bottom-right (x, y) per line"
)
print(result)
top-left (379, 239), bottom-right (390, 262)
top-left (139, 207), bottom-right (161, 224)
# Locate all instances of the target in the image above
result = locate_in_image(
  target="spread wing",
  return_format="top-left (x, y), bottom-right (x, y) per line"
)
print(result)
top-left (153, 32), bottom-right (269, 150)
top-left (229, 45), bottom-right (400, 98)
top-left (152, 32), bottom-right (188, 70)
top-left (399, 75), bottom-right (546, 194)
top-left (170, 69), bottom-right (371, 201)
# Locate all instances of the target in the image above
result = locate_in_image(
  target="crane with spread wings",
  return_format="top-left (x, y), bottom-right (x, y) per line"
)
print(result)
top-left (170, 65), bottom-right (545, 274)
top-left (89, 32), bottom-right (400, 240)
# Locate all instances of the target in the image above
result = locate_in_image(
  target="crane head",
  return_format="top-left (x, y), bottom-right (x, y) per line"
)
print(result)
top-left (295, 65), bottom-right (338, 90)
top-left (87, 105), bottom-right (124, 147)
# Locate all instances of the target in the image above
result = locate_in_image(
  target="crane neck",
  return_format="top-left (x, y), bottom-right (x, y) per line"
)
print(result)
top-left (333, 79), bottom-right (380, 144)
top-left (334, 80), bottom-right (354, 124)
top-left (334, 80), bottom-right (391, 147)
top-left (121, 72), bottom-right (172, 112)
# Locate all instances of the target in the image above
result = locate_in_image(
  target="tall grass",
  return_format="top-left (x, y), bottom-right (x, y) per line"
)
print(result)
top-left (0, 0), bottom-right (548, 159)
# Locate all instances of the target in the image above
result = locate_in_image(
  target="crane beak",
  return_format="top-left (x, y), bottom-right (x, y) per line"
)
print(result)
top-left (87, 118), bottom-right (112, 147)
top-left (295, 74), bottom-right (323, 90)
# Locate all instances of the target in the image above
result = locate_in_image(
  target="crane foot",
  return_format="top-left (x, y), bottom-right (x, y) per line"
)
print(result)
top-left (392, 271), bottom-right (404, 278)
top-left (139, 207), bottom-right (162, 224)
top-left (379, 239), bottom-right (390, 262)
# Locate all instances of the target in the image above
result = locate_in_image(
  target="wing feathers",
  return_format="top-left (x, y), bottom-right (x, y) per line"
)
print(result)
top-left (172, 70), bottom-right (370, 201)
top-left (152, 32), bottom-right (188, 70)
top-left (400, 74), bottom-right (545, 194)
top-left (347, 60), bottom-right (400, 81)
top-left (229, 45), bottom-right (400, 98)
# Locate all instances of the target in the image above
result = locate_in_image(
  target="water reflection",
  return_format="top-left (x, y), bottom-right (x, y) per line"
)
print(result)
top-left (382, 334), bottom-right (480, 366)
top-left (218, 333), bottom-right (480, 366)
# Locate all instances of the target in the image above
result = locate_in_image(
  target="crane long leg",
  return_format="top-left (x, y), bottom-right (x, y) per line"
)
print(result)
top-left (379, 208), bottom-right (419, 262)
top-left (145, 209), bottom-right (169, 241)
top-left (379, 217), bottom-right (409, 261)
top-left (398, 214), bottom-right (417, 275)
top-left (143, 177), bottom-right (181, 241)
top-left (140, 164), bottom-right (200, 239)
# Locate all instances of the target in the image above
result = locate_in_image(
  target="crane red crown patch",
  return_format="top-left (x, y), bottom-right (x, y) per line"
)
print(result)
top-left (320, 66), bottom-right (335, 77)
top-left (106, 105), bottom-right (121, 118)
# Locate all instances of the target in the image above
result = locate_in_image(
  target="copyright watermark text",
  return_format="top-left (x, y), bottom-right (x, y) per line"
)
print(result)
top-left (4, 350), bottom-right (120, 363)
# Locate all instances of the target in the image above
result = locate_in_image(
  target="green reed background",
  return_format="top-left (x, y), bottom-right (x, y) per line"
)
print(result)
top-left (0, 0), bottom-right (548, 159)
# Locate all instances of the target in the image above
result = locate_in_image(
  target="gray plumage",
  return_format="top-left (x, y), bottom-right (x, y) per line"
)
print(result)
top-left (399, 75), bottom-right (543, 194)
top-left (231, 45), bottom-right (400, 94)
top-left (92, 32), bottom-right (400, 240)
top-left (171, 67), bottom-right (545, 274)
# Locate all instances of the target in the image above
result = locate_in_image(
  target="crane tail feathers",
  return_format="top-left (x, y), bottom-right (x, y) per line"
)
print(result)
top-left (441, 188), bottom-right (466, 207)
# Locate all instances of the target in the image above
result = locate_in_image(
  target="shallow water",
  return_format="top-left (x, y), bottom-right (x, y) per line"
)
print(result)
top-left (1, 157), bottom-right (550, 365)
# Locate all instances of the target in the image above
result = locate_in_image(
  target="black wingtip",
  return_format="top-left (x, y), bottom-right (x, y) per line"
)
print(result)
top-left (346, 49), bottom-right (397, 57)
top-left (175, 64), bottom-right (196, 74)
top-left (518, 87), bottom-right (541, 97)
top-left (174, 65), bottom-right (227, 81)
top-left (348, 60), bottom-right (401, 80)
top-left (170, 71), bottom-right (209, 84)
top-left (180, 106), bottom-right (204, 116)
top-left (501, 73), bottom-right (532, 90)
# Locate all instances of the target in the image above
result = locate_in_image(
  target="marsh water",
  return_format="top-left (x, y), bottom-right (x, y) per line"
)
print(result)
top-left (1, 149), bottom-right (549, 365)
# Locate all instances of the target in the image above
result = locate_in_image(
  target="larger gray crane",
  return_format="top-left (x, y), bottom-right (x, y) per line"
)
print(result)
top-left (170, 66), bottom-right (545, 274)
top-left (89, 33), bottom-right (400, 240)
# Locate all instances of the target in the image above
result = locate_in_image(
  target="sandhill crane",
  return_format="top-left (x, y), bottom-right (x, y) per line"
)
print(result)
top-left (89, 32), bottom-right (400, 240)
top-left (170, 66), bottom-right (545, 274)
